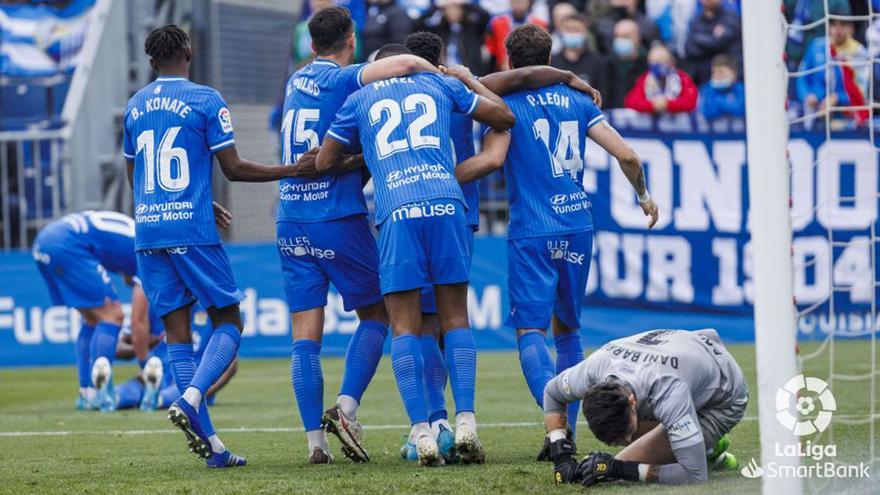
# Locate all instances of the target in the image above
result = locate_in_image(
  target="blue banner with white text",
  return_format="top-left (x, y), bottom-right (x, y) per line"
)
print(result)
top-left (1, 115), bottom-right (877, 367)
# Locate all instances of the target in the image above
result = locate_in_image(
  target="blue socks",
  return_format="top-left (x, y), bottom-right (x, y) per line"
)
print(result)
top-left (339, 320), bottom-right (388, 403)
top-left (517, 331), bottom-right (555, 408)
top-left (167, 343), bottom-right (215, 438)
top-left (75, 323), bottom-right (94, 388)
top-left (443, 328), bottom-right (476, 414)
top-left (554, 333), bottom-right (584, 436)
top-left (90, 321), bottom-right (121, 366)
top-left (420, 336), bottom-right (448, 422)
top-left (190, 324), bottom-right (241, 396)
top-left (391, 334), bottom-right (429, 425)
top-left (291, 339), bottom-right (324, 431)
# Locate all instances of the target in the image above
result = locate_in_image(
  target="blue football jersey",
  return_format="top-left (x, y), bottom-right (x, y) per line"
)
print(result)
top-left (501, 83), bottom-right (604, 239)
top-left (49, 210), bottom-right (137, 276)
top-left (278, 59), bottom-right (369, 223)
top-left (123, 77), bottom-right (235, 250)
top-left (327, 72), bottom-right (480, 224)
top-left (450, 112), bottom-right (480, 229)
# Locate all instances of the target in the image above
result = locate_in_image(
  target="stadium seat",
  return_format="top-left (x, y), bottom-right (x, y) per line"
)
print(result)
top-left (0, 79), bottom-right (51, 130)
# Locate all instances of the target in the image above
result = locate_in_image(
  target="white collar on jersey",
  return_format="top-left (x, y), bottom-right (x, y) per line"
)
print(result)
top-left (311, 58), bottom-right (340, 67)
top-left (155, 76), bottom-right (188, 82)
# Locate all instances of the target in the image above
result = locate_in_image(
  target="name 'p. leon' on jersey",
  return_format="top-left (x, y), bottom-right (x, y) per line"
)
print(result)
top-left (277, 58), bottom-right (370, 223)
top-left (501, 83), bottom-right (605, 239)
top-left (325, 72), bottom-right (480, 224)
top-left (123, 77), bottom-right (235, 251)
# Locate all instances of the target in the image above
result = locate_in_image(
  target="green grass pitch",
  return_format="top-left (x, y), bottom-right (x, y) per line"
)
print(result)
top-left (1, 341), bottom-right (877, 494)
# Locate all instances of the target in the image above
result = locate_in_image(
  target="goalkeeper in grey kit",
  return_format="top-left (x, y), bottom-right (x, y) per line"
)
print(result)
top-left (543, 329), bottom-right (748, 486)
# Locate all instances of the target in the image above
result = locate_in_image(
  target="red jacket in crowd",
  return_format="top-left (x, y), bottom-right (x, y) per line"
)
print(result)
top-left (624, 68), bottom-right (698, 114)
top-left (485, 14), bottom-right (548, 71)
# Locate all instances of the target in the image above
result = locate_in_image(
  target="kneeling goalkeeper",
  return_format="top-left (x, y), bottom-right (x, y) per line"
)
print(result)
top-left (543, 329), bottom-right (747, 486)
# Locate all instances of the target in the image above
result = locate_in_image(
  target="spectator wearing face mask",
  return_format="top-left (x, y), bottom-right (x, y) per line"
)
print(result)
top-left (418, 0), bottom-right (493, 75)
top-left (592, 0), bottom-right (661, 55)
top-left (551, 14), bottom-right (609, 98)
top-left (624, 42), bottom-right (697, 114)
top-left (684, 0), bottom-right (741, 86)
top-left (607, 19), bottom-right (648, 108)
top-left (550, 1), bottom-right (578, 52)
top-left (486, 0), bottom-right (549, 70)
top-left (796, 17), bottom-right (869, 126)
top-left (698, 54), bottom-right (744, 120)
top-left (360, 0), bottom-right (414, 60)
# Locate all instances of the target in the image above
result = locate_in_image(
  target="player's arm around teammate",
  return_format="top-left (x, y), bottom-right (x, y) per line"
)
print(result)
top-left (479, 65), bottom-right (602, 105)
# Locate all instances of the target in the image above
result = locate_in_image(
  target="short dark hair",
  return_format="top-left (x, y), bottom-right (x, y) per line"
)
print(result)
top-left (506, 24), bottom-right (551, 69)
top-left (309, 7), bottom-right (354, 55)
top-left (711, 54), bottom-right (736, 71)
top-left (374, 43), bottom-right (411, 60)
top-left (405, 31), bottom-right (443, 67)
top-left (144, 25), bottom-right (191, 63)
top-left (582, 382), bottom-right (632, 445)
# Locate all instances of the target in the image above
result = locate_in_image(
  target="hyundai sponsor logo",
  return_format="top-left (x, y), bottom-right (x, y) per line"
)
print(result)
top-left (386, 170), bottom-right (403, 183)
top-left (551, 194), bottom-right (568, 205)
top-left (136, 204), bottom-right (148, 215)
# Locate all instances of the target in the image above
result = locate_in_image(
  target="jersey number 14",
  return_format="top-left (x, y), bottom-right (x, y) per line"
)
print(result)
top-left (136, 127), bottom-right (190, 193)
top-left (533, 119), bottom-right (584, 179)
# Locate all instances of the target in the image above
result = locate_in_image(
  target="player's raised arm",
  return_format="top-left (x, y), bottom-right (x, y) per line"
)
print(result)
top-left (588, 121), bottom-right (659, 228)
top-left (359, 54), bottom-right (440, 84)
top-left (480, 66), bottom-right (602, 106)
top-left (442, 66), bottom-right (515, 131)
top-left (214, 146), bottom-right (297, 182)
top-left (455, 130), bottom-right (510, 184)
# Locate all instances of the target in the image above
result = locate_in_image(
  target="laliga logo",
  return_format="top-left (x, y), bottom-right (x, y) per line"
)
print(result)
top-left (136, 204), bottom-right (148, 215)
top-left (776, 374), bottom-right (836, 436)
top-left (386, 170), bottom-right (403, 183)
top-left (740, 457), bottom-right (764, 479)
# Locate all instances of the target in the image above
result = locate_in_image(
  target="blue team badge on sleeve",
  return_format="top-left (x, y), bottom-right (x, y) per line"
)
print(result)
top-left (218, 108), bottom-right (233, 133)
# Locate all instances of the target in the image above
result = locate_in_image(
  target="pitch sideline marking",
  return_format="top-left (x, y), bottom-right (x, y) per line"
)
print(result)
top-left (0, 417), bottom-right (764, 438)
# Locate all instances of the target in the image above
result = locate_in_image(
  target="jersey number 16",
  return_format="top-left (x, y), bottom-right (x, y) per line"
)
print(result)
top-left (136, 127), bottom-right (190, 193)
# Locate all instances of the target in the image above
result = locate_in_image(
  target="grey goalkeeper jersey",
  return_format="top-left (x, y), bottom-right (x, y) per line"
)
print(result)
top-left (544, 329), bottom-right (745, 484)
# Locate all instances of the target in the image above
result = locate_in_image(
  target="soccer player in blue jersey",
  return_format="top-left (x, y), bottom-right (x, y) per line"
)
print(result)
top-left (315, 59), bottom-right (515, 466)
top-left (497, 24), bottom-right (659, 458)
top-left (115, 304), bottom-right (237, 412)
top-left (276, 7), bottom-right (442, 465)
top-left (398, 31), bottom-right (605, 464)
top-left (33, 210), bottom-right (145, 412)
top-left (124, 25), bottom-right (303, 468)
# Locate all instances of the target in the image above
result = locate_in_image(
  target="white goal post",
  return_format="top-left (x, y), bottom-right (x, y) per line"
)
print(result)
top-left (742, 1), bottom-right (803, 494)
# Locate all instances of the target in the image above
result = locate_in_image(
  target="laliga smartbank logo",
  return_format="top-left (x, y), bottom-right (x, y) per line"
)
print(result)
top-left (740, 374), bottom-right (871, 480)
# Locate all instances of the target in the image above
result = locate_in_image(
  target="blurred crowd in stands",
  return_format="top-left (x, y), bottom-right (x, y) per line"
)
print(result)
top-left (277, 0), bottom-right (880, 129)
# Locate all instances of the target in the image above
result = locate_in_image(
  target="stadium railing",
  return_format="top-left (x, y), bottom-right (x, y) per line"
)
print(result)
top-left (0, 0), bottom-right (127, 250)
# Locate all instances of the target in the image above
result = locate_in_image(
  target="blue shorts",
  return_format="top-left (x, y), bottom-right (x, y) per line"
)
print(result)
top-left (506, 231), bottom-right (593, 330)
top-left (33, 231), bottom-right (118, 309)
top-left (277, 216), bottom-right (383, 313)
top-left (420, 228), bottom-right (475, 314)
top-left (378, 199), bottom-right (471, 295)
top-left (135, 244), bottom-right (244, 317)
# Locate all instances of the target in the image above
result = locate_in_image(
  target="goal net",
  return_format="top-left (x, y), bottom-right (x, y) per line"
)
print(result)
top-left (745, 1), bottom-right (879, 493)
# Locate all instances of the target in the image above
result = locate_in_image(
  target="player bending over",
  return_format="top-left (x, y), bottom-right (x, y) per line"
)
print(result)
top-left (33, 210), bottom-right (144, 412)
top-left (124, 25), bottom-right (303, 468)
top-left (398, 30), bottom-right (604, 464)
top-left (276, 7), bottom-right (442, 464)
top-left (493, 25), bottom-right (658, 457)
top-left (545, 329), bottom-right (747, 486)
top-left (316, 55), bottom-right (515, 465)
top-left (115, 304), bottom-right (237, 412)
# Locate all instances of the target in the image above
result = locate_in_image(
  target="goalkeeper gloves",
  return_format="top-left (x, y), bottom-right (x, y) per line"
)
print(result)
top-left (577, 452), bottom-right (640, 487)
top-left (549, 438), bottom-right (581, 484)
